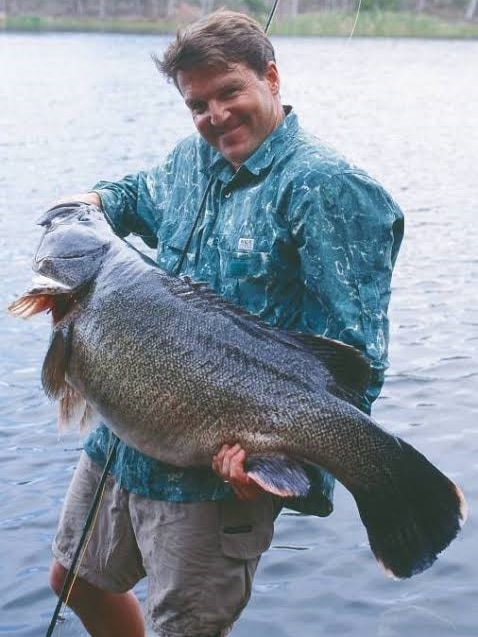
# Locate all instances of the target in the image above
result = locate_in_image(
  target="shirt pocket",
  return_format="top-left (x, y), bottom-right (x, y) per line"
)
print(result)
top-left (218, 247), bottom-right (272, 281)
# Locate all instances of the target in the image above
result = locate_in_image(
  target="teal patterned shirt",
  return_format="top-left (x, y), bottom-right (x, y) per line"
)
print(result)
top-left (84, 109), bottom-right (404, 515)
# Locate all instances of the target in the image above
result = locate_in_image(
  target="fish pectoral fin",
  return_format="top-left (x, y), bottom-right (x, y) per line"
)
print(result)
top-left (41, 328), bottom-right (69, 399)
top-left (245, 455), bottom-right (310, 498)
top-left (58, 385), bottom-right (98, 432)
top-left (41, 328), bottom-right (97, 432)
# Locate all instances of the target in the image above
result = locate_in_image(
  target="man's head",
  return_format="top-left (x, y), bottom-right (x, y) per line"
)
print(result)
top-left (156, 9), bottom-right (276, 86)
top-left (154, 10), bottom-right (284, 169)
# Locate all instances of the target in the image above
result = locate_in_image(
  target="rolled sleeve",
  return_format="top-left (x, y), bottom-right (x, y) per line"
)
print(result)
top-left (91, 165), bottom-right (171, 249)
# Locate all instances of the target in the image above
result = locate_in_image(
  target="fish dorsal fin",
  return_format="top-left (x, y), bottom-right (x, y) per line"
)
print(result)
top-left (175, 275), bottom-right (370, 406)
top-left (178, 275), bottom-right (218, 296)
top-left (177, 276), bottom-right (259, 317)
top-left (290, 333), bottom-right (371, 407)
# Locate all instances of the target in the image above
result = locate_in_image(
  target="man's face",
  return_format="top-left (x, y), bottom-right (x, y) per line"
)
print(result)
top-left (177, 61), bottom-right (283, 169)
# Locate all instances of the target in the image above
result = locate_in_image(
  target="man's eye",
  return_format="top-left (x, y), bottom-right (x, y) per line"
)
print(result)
top-left (224, 88), bottom-right (239, 99)
top-left (190, 102), bottom-right (206, 115)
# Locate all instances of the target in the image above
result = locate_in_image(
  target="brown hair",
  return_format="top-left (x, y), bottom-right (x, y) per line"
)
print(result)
top-left (154, 9), bottom-right (276, 85)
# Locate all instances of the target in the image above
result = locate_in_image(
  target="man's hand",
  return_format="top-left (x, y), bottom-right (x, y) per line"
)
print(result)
top-left (212, 443), bottom-right (264, 500)
top-left (49, 192), bottom-right (102, 209)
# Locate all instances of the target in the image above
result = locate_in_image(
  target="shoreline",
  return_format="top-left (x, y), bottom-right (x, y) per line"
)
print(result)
top-left (1, 11), bottom-right (478, 39)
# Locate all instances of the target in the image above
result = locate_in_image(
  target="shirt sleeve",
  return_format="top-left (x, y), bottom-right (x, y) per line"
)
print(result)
top-left (290, 170), bottom-right (404, 410)
top-left (90, 157), bottom-right (175, 249)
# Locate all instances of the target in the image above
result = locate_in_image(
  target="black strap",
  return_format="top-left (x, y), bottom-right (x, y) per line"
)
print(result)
top-left (172, 175), bottom-right (214, 276)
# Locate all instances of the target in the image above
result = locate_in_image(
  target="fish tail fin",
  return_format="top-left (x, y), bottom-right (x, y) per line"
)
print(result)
top-left (352, 439), bottom-right (467, 579)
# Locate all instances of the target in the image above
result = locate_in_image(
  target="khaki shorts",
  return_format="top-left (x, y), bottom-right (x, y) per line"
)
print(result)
top-left (53, 452), bottom-right (278, 637)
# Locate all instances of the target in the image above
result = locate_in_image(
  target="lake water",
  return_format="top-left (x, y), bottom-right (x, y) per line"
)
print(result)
top-left (1, 33), bottom-right (477, 636)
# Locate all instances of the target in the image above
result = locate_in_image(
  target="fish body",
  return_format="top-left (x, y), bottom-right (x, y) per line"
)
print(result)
top-left (9, 202), bottom-right (466, 579)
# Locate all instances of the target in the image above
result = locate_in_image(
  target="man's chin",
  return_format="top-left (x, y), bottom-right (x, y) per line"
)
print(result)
top-left (219, 143), bottom-right (250, 168)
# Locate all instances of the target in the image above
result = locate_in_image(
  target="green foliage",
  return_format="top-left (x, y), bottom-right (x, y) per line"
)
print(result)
top-left (270, 9), bottom-right (478, 37)
top-left (5, 14), bottom-right (43, 30)
top-left (360, 0), bottom-right (400, 11)
top-left (242, 0), bottom-right (268, 13)
top-left (2, 7), bottom-right (478, 37)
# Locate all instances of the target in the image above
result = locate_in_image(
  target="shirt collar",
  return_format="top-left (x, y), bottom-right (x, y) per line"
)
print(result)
top-left (203, 106), bottom-right (297, 184)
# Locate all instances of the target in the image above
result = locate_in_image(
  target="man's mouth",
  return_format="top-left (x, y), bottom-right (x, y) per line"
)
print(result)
top-left (218, 124), bottom-right (245, 144)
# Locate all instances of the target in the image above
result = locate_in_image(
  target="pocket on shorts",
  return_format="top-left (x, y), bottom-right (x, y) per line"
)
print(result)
top-left (219, 493), bottom-right (275, 560)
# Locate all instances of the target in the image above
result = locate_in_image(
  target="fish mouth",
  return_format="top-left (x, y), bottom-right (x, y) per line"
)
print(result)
top-left (34, 243), bottom-right (108, 267)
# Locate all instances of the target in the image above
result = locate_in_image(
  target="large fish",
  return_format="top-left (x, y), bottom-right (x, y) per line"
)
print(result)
top-left (9, 202), bottom-right (466, 579)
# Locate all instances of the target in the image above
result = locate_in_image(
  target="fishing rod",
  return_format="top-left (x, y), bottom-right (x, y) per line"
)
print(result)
top-left (44, 435), bottom-right (119, 637)
top-left (265, 0), bottom-right (281, 33)
top-left (44, 3), bottom-right (281, 635)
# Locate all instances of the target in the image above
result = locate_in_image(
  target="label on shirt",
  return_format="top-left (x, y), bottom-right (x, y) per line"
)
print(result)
top-left (238, 237), bottom-right (255, 252)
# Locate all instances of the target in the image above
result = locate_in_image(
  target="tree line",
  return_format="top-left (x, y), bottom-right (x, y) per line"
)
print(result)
top-left (2, 0), bottom-right (476, 22)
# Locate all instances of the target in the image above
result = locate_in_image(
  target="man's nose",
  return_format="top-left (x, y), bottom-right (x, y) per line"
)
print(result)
top-left (208, 100), bottom-right (229, 127)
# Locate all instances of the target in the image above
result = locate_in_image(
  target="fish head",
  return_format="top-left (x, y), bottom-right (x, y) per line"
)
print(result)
top-left (9, 202), bottom-right (114, 322)
top-left (34, 202), bottom-right (112, 289)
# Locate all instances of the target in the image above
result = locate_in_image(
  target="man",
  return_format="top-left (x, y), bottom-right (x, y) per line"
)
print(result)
top-left (48, 10), bottom-right (404, 637)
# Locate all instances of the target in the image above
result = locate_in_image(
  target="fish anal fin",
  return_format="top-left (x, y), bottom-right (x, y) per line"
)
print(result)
top-left (41, 328), bottom-right (69, 399)
top-left (245, 455), bottom-right (310, 498)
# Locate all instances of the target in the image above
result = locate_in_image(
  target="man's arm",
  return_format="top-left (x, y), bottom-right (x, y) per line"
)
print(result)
top-left (46, 171), bottom-right (159, 250)
top-left (290, 170), bottom-right (404, 410)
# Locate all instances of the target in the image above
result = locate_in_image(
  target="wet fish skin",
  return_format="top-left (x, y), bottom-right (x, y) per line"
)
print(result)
top-left (9, 202), bottom-right (467, 579)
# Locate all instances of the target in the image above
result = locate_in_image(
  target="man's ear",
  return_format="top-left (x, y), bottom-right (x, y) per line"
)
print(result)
top-left (264, 61), bottom-right (280, 95)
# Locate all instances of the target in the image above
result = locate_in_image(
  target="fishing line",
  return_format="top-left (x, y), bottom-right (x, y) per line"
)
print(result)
top-left (348, 0), bottom-right (363, 41)
top-left (44, 434), bottom-right (119, 637)
top-left (172, 175), bottom-right (214, 276)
